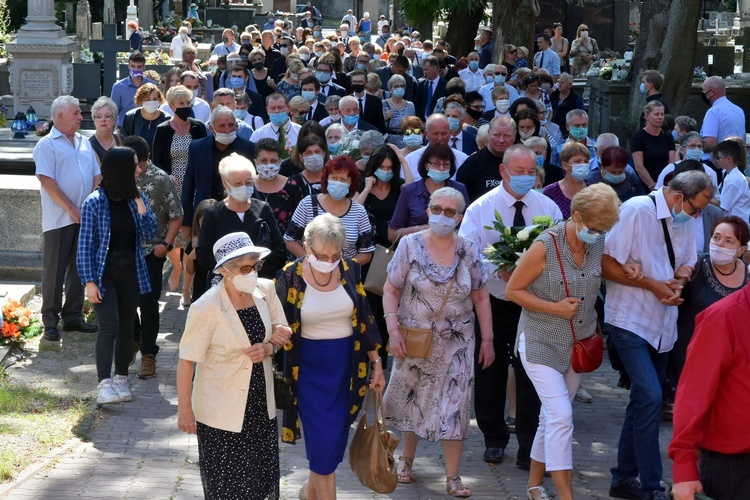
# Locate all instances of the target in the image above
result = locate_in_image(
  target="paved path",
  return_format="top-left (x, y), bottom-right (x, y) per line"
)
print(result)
top-left (2, 291), bottom-right (675, 499)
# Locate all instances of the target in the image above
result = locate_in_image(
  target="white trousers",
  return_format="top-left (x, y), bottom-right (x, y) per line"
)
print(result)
top-left (519, 333), bottom-right (583, 471)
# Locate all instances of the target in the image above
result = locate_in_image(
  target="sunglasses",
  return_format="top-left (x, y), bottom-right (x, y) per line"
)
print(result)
top-left (229, 262), bottom-right (264, 275)
top-left (404, 128), bottom-right (422, 136)
top-left (429, 205), bottom-right (459, 218)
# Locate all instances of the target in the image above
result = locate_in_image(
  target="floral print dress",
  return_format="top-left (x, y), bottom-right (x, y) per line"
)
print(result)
top-left (383, 233), bottom-right (488, 441)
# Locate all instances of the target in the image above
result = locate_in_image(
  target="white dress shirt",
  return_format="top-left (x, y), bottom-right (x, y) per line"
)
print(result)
top-left (655, 160), bottom-right (718, 189)
top-left (604, 189), bottom-right (697, 352)
top-left (250, 121), bottom-right (301, 150)
top-left (458, 183), bottom-right (563, 300)
top-left (448, 132), bottom-right (463, 152)
top-left (160, 98), bottom-right (212, 123)
top-left (405, 144), bottom-right (468, 181)
top-left (718, 166), bottom-right (750, 221)
top-left (458, 67), bottom-right (485, 92)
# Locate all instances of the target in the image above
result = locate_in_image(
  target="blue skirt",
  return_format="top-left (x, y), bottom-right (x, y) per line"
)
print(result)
top-left (297, 336), bottom-right (353, 475)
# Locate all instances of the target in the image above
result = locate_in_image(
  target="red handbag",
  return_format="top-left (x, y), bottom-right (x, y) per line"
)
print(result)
top-left (550, 233), bottom-right (604, 373)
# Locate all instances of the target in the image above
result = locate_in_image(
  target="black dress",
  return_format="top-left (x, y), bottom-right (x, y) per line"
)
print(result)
top-left (196, 306), bottom-right (280, 500)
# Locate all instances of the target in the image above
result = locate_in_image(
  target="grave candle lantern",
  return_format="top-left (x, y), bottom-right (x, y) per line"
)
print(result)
top-left (12, 112), bottom-right (28, 139)
top-left (25, 106), bottom-right (38, 130)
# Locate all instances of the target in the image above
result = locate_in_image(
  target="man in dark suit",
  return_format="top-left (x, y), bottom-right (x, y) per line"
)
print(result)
top-left (349, 70), bottom-right (386, 133)
top-left (315, 60), bottom-right (347, 98)
top-left (181, 106), bottom-right (256, 232)
top-left (476, 27), bottom-right (493, 69)
top-left (415, 56), bottom-right (446, 121)
top-left (300, 75), bottom-right (329, 122)
top-left (403, 48), bottom-right (424, 79)
top-left (375, 55), bottom-right (417, 102)
top-left (336, 95), bottom-right (378, 132)
top-left (445, 100), bottom-right (479, 156)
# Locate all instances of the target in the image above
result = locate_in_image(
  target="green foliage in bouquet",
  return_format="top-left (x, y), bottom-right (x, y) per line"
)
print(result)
top-left (482, 213), bottom-right (555, 272)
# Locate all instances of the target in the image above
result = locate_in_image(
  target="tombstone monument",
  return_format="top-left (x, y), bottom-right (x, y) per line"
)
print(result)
top-left (75, 0), bottom-right (92, 61)
top-left (6, 0), bottom-right (76, 118)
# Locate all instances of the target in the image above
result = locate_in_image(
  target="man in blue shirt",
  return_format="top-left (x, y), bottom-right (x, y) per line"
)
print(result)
top-left (111, 52), bottom-right (157, 127)
top-left (263, 13), bottom-right (276, 31)
top-left (534, 33), bottom-right (561, 83)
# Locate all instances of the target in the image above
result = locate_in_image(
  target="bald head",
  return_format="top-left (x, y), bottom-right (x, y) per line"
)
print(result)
top-left (702, 76), bottom-right (726, 103)
top-left (425, 114), bottom-right (450, 145)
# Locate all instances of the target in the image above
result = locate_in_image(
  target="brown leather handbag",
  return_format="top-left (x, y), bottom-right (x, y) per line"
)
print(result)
top-left (550, 233), bottom-right (604, 373)
top-left (349, 387), bottom-right (399, 493)
top-left (390, 274), bottom-right (456, 359)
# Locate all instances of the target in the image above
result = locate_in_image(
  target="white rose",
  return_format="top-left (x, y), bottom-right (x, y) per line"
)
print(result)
top-left (516, 229), bottom-right (530, 241)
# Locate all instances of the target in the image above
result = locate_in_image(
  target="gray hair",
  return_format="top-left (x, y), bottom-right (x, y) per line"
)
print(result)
top-left (325, 95), bottom-right (342, 108)
top-left (359, 130), bottom-right (386, 151)
top-left (558, 72), bottom-right (573, 83)
top-left (533, 99), bottom-right (546, 113)
top-left (304, 213), bottom-right (346, 251)
top-left (213, 87), bottom-right (236, 100)
top-left (476, 124), bottom-right (490, 150)
top-left (679, 131), bottom-right (702, 147)
top-left (387, 74), bottom-right (406, 90)
top-left (675, 115), bottom-right (698, 133)
top-left (91, 96), bottom-right (118, 120)
top-left (669, 170), bottom-right (714, 198)
top-left (210, 105), bottom-right (235, 123)
top-left (566, 109), bottom-right (588, 124)
top-left (326, 123), bottom-right (347, 139)
top-left (523, 136), bottom-right (548, 151)
top-left (430, 187), bottom-right (466, 213)
top-left (502, 143), bottom-right (536, 165)
top-left (50, 95), bottom-right (81, 120)
top-left (445, 101), bottom-right (466, 119)
top-left (483, 63), bottom-right (495, 74)
top-left (595, 133), bottom-right (619, 153)
top-left (218, 152), bottom-right (256, 179)
top-left (339, 95), bottom-right (358, 108)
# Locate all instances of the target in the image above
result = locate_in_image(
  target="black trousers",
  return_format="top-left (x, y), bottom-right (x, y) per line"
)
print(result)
top-left (134, 251), bottom-right (166, 356)
top-left (474, 296), bottom-right (541, 462)
top-left (700, 449), bottom-right (750, 499)
top-left (41, 224), bottom-right (85, 328)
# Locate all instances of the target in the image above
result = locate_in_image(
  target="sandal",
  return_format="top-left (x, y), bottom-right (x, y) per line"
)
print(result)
top-left (446, 476), bottom-right (471, 497)
top-left (505, 416), bottom-right (516, 433)
top-left (527, 485), bottom-right (549, 500)
top-left (397, 456), bottom-right (415, 483)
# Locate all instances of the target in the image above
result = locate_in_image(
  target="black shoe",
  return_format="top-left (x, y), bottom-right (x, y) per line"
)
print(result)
top-left (482, 447), bottom-right (504, 464)
top-left (609, 477), bottom-right (645, 500)
top-left (515, 459), bottom-right (530, 471)
top-left (43, 327), bottom-right (60, 341)
top-left (62, 320), bottom-right (97, 333)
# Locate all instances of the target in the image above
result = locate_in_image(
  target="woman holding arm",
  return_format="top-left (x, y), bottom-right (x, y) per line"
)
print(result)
top-left (505, 184), bottom-right (621, 500)
top-left (383, 187), bottom-right (494, 497)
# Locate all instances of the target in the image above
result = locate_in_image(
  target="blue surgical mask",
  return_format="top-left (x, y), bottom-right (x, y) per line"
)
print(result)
top-left (374, 169), bottom-right (393, 182)
top-left (230, 76), bottom-right (245, 89)
top-left (494, 75), bottom-right (506, 85)
top-left (269, 112), bottom-right (288, 126)
top-left (343, 114), bottom-right (359, 126)
top-left (316, 71), bottom-right (331, 83)
top-left (469, 61), bottom-right (479, 71)
top-left (356, 63), bottom-right (369, 71)
top-left (448, 117), bottom-right (461, 132)
top-left (639, 82), bottom-right (647, 95)
top-left (428, 213), bottom-right (457, 236)
top-left (540, 119), bottom-right (548, 127)
top-left (361, 155), bottom-right (370, 165)
top-left (392, 87), bottom-right (406, 98)
top-left (301, 90), bottom-right (317, 101)
top-left (326, 180), bottom-right (351, 200)
top-left (485, 75), bottom-right (494, 84)
top-left (507, 174), bottom-right (536, 196)
top-left (427, 168), bottom-right (451, 182)
top-left (604, 171), bottom-right (626, 184)
top-left (569, 126), bottom-right (588, 141)
top-left (685, 148), bottom-right (703, 161)
top-left (671, 197), bottom-right (694, 224)
top-left (570, 163), bottom-right (589, 182)
top-left (535, 155), bottom-right (545, 166)
top-left (403, 134), bottom-right (423, 147)
top-left (576, 221), bottom-right (603, 244)
top-left (327, 141), bottom-right (342, 155)
top-left (671, 130), bottom-right (679, 142)
top-left (234, 109), bottom-right (248, 120)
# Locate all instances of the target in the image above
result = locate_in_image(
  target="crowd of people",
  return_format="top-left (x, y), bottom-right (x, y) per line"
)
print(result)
top-left (32, 11), bottom-right (750, 500)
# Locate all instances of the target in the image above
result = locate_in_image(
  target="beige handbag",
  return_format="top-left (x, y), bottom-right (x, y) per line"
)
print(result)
top-left (349, 387), bottom-right (399, 493)
top-left (363, 229), bottom-right (406, 296)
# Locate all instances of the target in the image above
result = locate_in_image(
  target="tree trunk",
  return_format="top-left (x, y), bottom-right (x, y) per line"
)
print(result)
top-left (444, 2), bottom-right (486, 60)
top-left (628, 0), bottom-right (702, 125)
top-left (492, 0), bottom-right (540, 63)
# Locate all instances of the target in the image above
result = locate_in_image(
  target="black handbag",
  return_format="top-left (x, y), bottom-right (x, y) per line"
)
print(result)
top-left (272, 359), bottom-right (293, 410)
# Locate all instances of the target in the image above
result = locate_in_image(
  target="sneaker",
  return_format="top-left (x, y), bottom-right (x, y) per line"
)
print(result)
top-left (43, 327), bottom-right (60, 341)
top-left (130, 340), bottom-right (141, 366)
top-left (138, 354), bottom-right (157, 379)
top-left (609, 477), bottom-right (644, 500)
top-left (97, 379), bottom-right (121, 405)
top-left (112, 375), bottom-right (132, 402)
top-left (575, 387), bottom-right (593, 403)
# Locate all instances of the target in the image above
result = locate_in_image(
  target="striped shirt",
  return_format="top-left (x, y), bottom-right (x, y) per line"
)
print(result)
top-left (284, 195), bottom-right (375, 258)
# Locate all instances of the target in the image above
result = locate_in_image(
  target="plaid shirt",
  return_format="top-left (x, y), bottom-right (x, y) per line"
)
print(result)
top-left (77, 188), bottom-right (157, 296)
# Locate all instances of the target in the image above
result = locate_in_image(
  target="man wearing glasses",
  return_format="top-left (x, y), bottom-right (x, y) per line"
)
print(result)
top-left (602, 171), bottom-right (714, 500)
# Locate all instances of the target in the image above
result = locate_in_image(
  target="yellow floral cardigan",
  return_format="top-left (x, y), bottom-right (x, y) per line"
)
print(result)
top-left (275, 257), bottom-right (382, 444)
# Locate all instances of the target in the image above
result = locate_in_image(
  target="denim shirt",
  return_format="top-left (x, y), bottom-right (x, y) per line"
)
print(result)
top-left (77, 188), bottom-right (157, 297)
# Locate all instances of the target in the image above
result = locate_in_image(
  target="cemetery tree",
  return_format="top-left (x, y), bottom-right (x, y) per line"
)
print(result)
top-left (443, 0), bottom-right (488, 59)
top-left (627, 0), bottom-right (703, 124)
top-left (491, 0), bottom-right (540, 63)
top-left (401, 0), bottom-right (440, 40)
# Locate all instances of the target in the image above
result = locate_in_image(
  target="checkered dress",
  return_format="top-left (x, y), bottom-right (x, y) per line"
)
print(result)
top-left (515, 222), bottom-right (604, 374)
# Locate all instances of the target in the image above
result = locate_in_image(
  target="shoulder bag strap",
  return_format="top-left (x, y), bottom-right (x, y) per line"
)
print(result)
top-left (649, 195), bottom-right (676, 270)
top-left (431, 274), bottom-right (457, 331)
top-left (310, 193), bottom-right (319, 218)
top-left (549, 233), bottom-right (577, 343)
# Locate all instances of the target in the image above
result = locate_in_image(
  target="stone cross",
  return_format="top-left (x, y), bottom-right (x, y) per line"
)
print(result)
top-left (90, 24), bottom-right (131, 97)
top-left (75, 0), bottom-right (91, 61)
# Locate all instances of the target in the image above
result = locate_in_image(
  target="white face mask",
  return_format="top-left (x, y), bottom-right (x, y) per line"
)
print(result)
top-left (303, 153), bottom-right (325, 172)
top-left (256, 163), bottom-right (281, 179)
top-left (329, 113), bottom-right (341, 122)
top-left (308, 252), bottom-right (340, 273)
top-left (228, 184), bottom-right (254, 202)
top-left (519, 129), bottom-right (535, 140)
top-left (191, 89), bottom-right (200, 100)
top-left (226, 269), bottom-right (258, 294)
top-left (214, 131), bottom-right (237, 145)
top-left (709, 243), bottom-right (738, 266)
top-left (142, 100), bottom-right (160, 113)
top-left (495, 99), bottom-right (510, 113)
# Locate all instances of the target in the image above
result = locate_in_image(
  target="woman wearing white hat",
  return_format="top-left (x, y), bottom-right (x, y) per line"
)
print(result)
top-left (177, 231), bottom-right (292, 500)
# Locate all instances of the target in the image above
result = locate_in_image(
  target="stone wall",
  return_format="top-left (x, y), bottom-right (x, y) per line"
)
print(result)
top-left (0, 175), bottom-right (43, 281)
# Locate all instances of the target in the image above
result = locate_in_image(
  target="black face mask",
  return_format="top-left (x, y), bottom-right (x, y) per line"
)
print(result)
top-left (352, 83), bottom-right (366, 93)
top-left (222, 37), bottom-right (230, 43)
top-left (240, 54), bottom-right (249, 61)
top-left (701, 91), bottom-right (711, 106)
top-left (252, 61), bottom-right (265, 70)
top-left (174, 107), bottom-right (192, 121)
top-left (466, 107), bottom-right (483, 120)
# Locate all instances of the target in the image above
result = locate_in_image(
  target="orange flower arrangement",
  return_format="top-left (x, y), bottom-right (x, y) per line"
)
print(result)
top-left (1, 299), bottom-right (42, 345)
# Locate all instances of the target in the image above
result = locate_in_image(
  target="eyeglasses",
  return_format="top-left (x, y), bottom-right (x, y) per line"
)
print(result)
top-left (253, 39), bottom-right (261, 43)
top-left (404, 128), bottom-right (422, 136)
top-left (281, 44), bottom-right (291, 48)
top-left (427, 160), bottom-right (451, 169)
top-left (226, 262), bottom-right (263, 275)
top-left (94, 114), bottom-right (114, 121)
top-left (684, 196), bottom-right (703, 216)
top-left (716, 155), bottom-right (729, 161)
top-left (311, 249), bottom-right (341, 263)
top-left (429, 205), bottom-right (459, 218)
top-left (228, 181), bottom-right (254, 188)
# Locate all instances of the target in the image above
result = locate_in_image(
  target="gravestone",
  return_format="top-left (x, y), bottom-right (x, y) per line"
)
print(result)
top-left (92, 22), bottom-right (103, 39)
top-left (75, 0), bottom-right (92, 61)
top-left (90, 24), bottom-right (131, 97)
top-left (5, 0), bottom-right (76, 118)
top-left (139, 0), bottom-right (154, 37)
top-left (126, 0), bottom-right (138, 38)
top-left (103, 0), bottom-right (115, 23)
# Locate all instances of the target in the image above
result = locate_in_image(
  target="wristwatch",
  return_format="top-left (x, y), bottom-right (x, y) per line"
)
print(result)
top-left (161, 241), bottom-right (174, 251)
